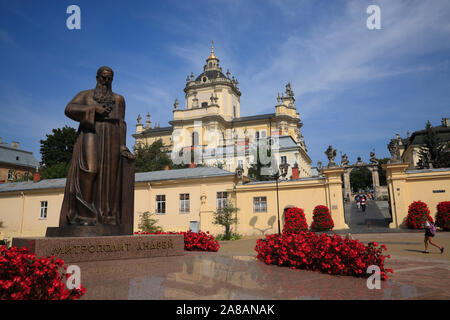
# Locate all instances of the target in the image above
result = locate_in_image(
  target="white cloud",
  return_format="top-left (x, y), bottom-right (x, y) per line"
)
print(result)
top-left (240, 0), bottom-right (450, 117)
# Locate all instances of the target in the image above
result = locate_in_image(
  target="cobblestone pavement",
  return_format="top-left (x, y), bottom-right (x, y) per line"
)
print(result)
top-left (77, 232), bottom-right (450, 300)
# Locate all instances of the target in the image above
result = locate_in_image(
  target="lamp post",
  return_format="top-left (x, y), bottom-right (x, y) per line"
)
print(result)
top-left (275, 162), bottom-right (289, 235)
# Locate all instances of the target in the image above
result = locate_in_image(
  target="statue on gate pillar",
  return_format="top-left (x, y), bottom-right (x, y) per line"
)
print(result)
top-left (325, 145), bottom-right (337, 168)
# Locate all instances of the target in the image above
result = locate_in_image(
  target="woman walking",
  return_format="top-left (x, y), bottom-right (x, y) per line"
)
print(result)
top-left (424, 218), bottom-right (444, 254)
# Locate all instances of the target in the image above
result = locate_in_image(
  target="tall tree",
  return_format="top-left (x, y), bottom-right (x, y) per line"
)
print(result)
top-left (39, 126), bottom-right (78, 179)
top-left (213, 201), bottom-right (239, 240)
top-left (247, 141), bottom-right (274, 181)
top-left (377, 157), bottom-right (390, 186)
top-left (350, 167), bottom-right (372, 193)
top-left (416, 121), bottom-right (450, 169)
top-left (134, 139), bottom-right (174, 172)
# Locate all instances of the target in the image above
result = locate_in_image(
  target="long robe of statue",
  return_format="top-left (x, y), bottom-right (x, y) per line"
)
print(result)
top-left (59, 66), bottom-right (134, 228)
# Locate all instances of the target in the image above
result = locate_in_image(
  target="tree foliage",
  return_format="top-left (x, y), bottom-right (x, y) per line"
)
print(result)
top-left (247, 141), bottom-right (274, 181)
top-left (40, 163), bottom-right (71, 180)
top-left (40, 126), bottom-right (77, 167)
top-left (416, 121), bottom-right (450, 169)
top-left (134, 139), bottom-right (174, 172)
top-left (213, 201), bottom-right (239, 240)
top-left (350, 167), bottom-right (372, 192)
top-left (39, 126), bottom-right (77, 179)
top-left (377, 157), bottom-right (390, 186)
top-left (138, 211), bottom-right (163, 233)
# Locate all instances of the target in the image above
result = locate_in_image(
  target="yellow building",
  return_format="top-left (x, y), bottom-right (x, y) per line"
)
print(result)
top-left (0, 166), bottom-right (350, 241)
top-left (383, 164), bottom-right (450, 228)
top-left (133, 42), bottom-right (311, 179)
top-left (1, 164), bottom-right (449, 241)
top-left (388, 117), bottom-right (450, 169)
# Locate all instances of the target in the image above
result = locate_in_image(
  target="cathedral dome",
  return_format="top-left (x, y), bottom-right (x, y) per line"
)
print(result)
top-left (195, 70), bottom-right (227, 82)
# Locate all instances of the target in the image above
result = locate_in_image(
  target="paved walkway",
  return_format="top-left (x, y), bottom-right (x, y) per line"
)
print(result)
top-left (344, 200), bottom-right (392, 233)
top-left (77, 232), bottom-right (450, 300)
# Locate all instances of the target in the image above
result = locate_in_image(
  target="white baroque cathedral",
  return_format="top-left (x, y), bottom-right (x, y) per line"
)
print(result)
top-left (133, 42), bottom-right (311, 179)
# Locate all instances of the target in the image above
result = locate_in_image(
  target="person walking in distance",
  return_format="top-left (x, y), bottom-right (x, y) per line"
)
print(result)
top-left (355, 195), bottom-right (361, 210)
top-left (424, 217), bottom-right (444, 254)
top-left (360, 195), bottom-right (367, 212)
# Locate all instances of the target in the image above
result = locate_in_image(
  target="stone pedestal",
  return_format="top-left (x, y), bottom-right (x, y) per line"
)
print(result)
top-left (12, 234), bottom-right (184, 263)
top-left (46, 225), bottom-right (131, 237)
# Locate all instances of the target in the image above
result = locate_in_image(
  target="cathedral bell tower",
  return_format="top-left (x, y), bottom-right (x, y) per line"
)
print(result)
top-left (180, 41), bottom-right (241, 121)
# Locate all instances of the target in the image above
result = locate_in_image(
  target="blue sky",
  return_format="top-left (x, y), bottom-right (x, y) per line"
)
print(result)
top-left (1, 0), bottom-right (449, 166)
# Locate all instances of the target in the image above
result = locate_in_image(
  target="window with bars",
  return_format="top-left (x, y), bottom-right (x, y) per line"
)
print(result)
top-left (156, 195), bottom-right (166, 214)
top-left (180, 193), bottom-right (190, 213)
top-left (253, 197), bottom-right (267, 212)
top-left (40, 201), bottom-right (48, 219)
top-left (216, 192), bottom-right (228, 211)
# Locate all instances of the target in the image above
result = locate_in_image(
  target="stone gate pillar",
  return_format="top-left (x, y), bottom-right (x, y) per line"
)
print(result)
top-left (371, 165), bottom-right (380, 195)
top-left (343, 168), bottom-right (351, 200)
top-left (382, 163), bottom-right (408, 229)
top-left (322, 167), bottom-right (349, 230)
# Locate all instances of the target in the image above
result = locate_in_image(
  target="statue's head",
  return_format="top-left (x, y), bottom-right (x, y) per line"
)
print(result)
top-left (96, 66), bottom-right (114, 87)
top-left (93, 66), bottom-right (115, 104)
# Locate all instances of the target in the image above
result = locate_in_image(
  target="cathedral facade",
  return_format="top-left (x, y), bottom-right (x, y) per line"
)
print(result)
top-left (133, 43), bottom-right (311, 179)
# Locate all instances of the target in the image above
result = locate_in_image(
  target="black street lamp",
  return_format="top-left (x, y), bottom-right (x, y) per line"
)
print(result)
top-left (275, 162), bottom-right (289, 235)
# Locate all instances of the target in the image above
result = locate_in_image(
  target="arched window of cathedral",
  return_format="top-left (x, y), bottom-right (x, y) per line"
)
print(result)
top-left (203, 77), bottom-right (207, 83)
top-left (202, 102), bottom-right (208, 108)
top-left (233, 105), bottom-right (236, 118)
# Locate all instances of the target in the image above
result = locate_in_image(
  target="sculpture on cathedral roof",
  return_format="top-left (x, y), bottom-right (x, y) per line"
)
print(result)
top-left (285, 83), bottom-right (294, 97)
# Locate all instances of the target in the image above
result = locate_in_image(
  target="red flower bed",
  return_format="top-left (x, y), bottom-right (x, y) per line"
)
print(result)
top-left (311, 205), bottom-right (334, 231)
top-left (0, 246), bottom-right (86, 300)
top-left (255, 232), bottom-right (393, 280)
top-left (282, 207), bottom-right (308, 234)
top-left (436, 201), bottom-right (450, 231)
top-left (135, 230), bottom-right (220, 252)
top-left (406, 201), bottom-right (433, 229)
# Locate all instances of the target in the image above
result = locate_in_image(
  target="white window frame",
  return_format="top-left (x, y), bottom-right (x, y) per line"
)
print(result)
top-left (217, 192), bottom-right (228, 211)
top-left (260, 130), bottom-right (267, 138)
top-left (156, 195), bottom-right (166, 214)
top-left (180, 193), bottom-right (190, 214)
top-left (281, 156), bottom-right (287, 164)
top-left (40, 201), bottom-right (48, 219)
top-left (253, 197), bottom-right (267, 212)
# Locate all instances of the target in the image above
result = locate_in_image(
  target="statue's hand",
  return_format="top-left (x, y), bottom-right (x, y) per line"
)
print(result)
top-left (94, 104), bottom-right (109, 116)
top-left (120, 146), bottom-right (135, 160)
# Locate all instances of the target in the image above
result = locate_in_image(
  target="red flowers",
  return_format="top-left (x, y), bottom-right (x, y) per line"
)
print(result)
top-left (311, 205), bottom-right (334, 231)
top-left (0, 246), bottom-right (86, 300)
top-left (282, 207), bottom-right (308, 234)
top-left (255, 232), bottom-right (393, 280)
top-left (436, 201), bottom-right (450, 230)
top-left (135, 230), bottom-right (220, 252)
top-left (406, 201), bottom-right (433, 229)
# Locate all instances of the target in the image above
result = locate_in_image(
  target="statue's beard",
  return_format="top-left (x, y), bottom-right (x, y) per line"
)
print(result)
top-left (93, 83), bottom-right (115, 107)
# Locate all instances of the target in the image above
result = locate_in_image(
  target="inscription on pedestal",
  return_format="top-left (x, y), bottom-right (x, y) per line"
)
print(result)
top-left (12, 234), bottom-right (184, 263)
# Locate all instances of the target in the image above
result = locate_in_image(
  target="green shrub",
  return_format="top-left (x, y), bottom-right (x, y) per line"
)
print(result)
top-left (215, 233), bottom-right (242, 241)
top-left (138, 211), bottom-right (163, 233)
